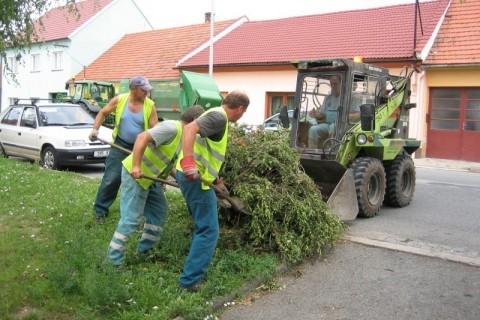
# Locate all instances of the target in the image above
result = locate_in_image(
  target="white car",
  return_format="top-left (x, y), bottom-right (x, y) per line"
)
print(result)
top-left (263, 110), bottom-right (294, 131)
top-left (0, 100), bottom-right (113, 169)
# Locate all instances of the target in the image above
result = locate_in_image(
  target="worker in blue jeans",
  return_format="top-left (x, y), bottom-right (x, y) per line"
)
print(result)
top-left (108, 168), bottom-right (168, 264)
top-left (176, 91), bottom-right (250, 291)
top-left (89, 76), bottom-right (158, 224)
top-left (107, 105), bottom-right (205, 265)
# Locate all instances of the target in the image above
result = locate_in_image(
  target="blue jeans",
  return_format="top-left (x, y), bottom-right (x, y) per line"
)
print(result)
top-left (308, 123), bottom-right (335, 148)
top-left (176, 171), bottom-right (219, 287)
top-left (93, 137), bottom-right (133, 218)
top-left (108, 167), bottom-right (168, 265)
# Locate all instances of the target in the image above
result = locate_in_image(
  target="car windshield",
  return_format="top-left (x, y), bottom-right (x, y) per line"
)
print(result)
top-left (38, 106), bottom-right (94, 126)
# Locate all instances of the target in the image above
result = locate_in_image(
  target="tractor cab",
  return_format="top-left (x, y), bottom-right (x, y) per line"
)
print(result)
top-left (289, 58), bottom-right (389, 157)
top-left (68, 81), bottom-right (116, 107)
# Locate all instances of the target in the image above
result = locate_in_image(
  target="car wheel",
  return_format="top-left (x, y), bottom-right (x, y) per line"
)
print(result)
top-left (41, 146), bottom-right (60, 170)
top-left (0, 143), bottom-right (7, 158)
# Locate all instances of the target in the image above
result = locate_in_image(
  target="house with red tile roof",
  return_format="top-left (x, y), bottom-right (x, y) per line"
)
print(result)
top-left (67, 0), bottom-right (479, 161)
top-left (1, 0), bottom-right (153, 110)
top-left (420, 0), bottom-right (480, 161)
top-left (74, 17), bottom-right (247, 81)
top-left (176, 0), bottom-right (450, 136)
top-left (176, 0), bottom-right (480, 161)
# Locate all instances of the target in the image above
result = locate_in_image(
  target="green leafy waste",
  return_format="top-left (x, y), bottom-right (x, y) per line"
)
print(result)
top-left (220, 126), bottom-right (346, 264)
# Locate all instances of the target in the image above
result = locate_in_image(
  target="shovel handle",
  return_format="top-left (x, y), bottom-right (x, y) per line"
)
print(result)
top-left (96, 137), bottom-right (132, 154)
top-left (140, 174), bottom-right (179, 188)
top-left (200, 177), bottom-right (227, 197)
top-left (97, 136), bottom-right (247, 213)
top-left (96, 137), bottom-right (179, 188)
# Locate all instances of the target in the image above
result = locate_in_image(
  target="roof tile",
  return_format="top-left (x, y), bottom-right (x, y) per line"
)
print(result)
top-left (34, 0), bottom-right (113, 42)
top-left (179, 0), bottom-right (449, 67)
top-left (424, 0), bottom-right (480, 65)
top-left (76, 20), bottom-right (238, 81)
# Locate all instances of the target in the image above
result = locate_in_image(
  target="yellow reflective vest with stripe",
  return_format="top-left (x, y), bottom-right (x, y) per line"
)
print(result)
top-left (176, 107), bottom-right (228, 190)
top-left (112, 93), bottom-right (155, 138)
top-left (122, 121), bottom-right (183, 190)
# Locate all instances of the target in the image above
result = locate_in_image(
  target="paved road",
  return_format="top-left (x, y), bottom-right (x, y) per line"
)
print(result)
top-left (220, 165), bottom-right (480, 320)
top-left (68, 163), bottom-right (105, 179)
top-left (220, 242), bottom-right (480, 320)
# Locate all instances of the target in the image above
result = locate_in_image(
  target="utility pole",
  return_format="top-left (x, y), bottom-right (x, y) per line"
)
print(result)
top-left (209, 0), bottom-right (214, 77)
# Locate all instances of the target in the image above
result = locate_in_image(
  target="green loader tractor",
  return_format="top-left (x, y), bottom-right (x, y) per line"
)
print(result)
top-left (285, 58), bottom-right (421, 220)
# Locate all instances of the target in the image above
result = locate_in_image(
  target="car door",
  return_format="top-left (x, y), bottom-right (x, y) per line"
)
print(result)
top-left (16, 106), bottom-right (41, 160)
top-left (0, 106), bottom-right (22, 155)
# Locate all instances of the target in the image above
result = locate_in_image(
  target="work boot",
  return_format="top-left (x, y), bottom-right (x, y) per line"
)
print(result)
top-left (95, 216), bottom-right (105, 224)
top-left (179, 281), bottom-right (204, 292)
top-left (134, 249), bottom-right (167, 263)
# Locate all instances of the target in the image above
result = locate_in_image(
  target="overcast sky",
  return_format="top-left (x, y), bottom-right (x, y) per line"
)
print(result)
top-left (133, 0), bottom-right (427, 29)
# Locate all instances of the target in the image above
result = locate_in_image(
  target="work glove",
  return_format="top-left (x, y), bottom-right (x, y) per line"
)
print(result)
top-left (180, 156), bottom-right (199, 180)
top-left (88, 128), bottom-right (98, 142)
top-left (215, 177), bottom-right (230, 199)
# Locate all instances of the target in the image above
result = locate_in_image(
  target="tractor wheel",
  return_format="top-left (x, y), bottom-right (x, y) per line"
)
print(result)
top-left (41, 146), bottom-right (60, 170)
top-left (384, 152), bottom-right (416, 207)
top-left (79, 102), bottom-right (96, 118)
top-left (352, 157), bottom-right (386, 218)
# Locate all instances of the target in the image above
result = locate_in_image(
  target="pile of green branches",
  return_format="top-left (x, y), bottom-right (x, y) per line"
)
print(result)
top-left (220, 125), bottom-right (346, 264)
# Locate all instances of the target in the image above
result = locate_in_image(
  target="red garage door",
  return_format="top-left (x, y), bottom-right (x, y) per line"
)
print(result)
top-left (427, 88), bottom-right (480, 162)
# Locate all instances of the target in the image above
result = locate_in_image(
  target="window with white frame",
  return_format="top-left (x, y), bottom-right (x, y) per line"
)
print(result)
top-left (31, 53), bottom-right (41, 72)
top-left (52, 51), bottom-right (63, 70)
top-left (7, 56), bottom-right (18, 73)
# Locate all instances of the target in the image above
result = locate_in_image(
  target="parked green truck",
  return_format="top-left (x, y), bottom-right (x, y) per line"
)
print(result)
top-left (118, 71), bottom-right (224, 121)
top-left (57, 71), bottom-right (223, 127)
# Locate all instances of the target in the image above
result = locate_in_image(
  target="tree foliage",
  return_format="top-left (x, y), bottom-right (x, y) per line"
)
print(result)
top-left (0, 0), bottom-right (79, 73)
top-left (220, 126), bottom-right (346, 264)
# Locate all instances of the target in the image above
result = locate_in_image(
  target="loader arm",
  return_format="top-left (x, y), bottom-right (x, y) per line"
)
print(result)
top-left (335, 76), bottom-right (413, 167)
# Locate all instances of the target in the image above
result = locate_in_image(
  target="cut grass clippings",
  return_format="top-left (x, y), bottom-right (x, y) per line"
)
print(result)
top-left (0, 158), bottom-right (280, 320)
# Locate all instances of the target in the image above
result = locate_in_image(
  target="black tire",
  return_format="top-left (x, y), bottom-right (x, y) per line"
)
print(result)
top-left (0, 143), bottom-right (7, 158)
top-left (384, 152), bottom-right (416, 207)
top-left (41, 146), bottom-right (60, 170)
top-left (352, 157), bottom-right (386, 218)
top-left (79, 102), bottom-right (97, 118)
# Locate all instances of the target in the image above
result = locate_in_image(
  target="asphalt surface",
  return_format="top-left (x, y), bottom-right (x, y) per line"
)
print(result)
top-left (220, 242), bottom-right (480, 320)
top-left (219, 158), bottom-right (480, 320)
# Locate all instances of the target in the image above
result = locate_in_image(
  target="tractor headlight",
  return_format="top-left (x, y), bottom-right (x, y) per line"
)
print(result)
top-left (65, 140), bottom-right (86, 147)
top-left (356, 133), bottom-right (367, 145)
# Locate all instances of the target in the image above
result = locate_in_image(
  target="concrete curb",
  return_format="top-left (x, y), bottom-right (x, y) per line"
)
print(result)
top-left (413, 158), bottom-right (480, 173)
top-left (173, 262), bottom-right (290, 320)
top-left (344, 235), bottom-right (480, 268)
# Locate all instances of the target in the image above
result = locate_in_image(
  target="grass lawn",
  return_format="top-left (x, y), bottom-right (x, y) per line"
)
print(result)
top-left (0, 157), bottom-right (281, 320)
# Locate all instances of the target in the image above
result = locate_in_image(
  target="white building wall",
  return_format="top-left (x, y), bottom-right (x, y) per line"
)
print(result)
top-left (2, 42), bottom-right (74, 107)
top-left (212, 70), bottom-right (298, 125)
top-left (68, 0), bottom-right (153, 78)
top-left (1, 0), bottom-right (152, 111)
top-left (212, 67), bottom-right (424, 144)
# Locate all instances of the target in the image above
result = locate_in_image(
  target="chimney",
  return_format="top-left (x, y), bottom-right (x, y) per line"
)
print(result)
top-left (205, 12), bottom-right (211, 23)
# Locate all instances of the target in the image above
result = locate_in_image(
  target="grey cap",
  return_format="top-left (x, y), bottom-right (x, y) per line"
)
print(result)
top-left (130, 75), bottom-right (153, 91)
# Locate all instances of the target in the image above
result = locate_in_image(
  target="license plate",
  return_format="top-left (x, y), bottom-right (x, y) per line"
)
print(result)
top-left (94, 150), bottom-right (109, 157)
